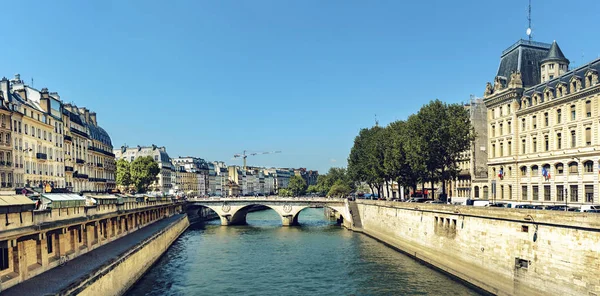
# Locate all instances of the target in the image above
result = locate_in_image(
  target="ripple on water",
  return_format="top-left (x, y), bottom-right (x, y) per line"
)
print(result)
top-left (125, 209), bottom-right (482, 296)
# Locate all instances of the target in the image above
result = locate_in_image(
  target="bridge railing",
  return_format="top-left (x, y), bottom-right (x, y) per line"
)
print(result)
top-left (187, 196), bottom-right (346, 203)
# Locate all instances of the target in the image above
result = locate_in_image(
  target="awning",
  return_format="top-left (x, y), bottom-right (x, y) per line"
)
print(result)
top-left (0, 195), bottom-right (35, 206)
top-left (41, 194), bottom-right (86, 201)
top-left (86, 195), bottom-right (118, 200)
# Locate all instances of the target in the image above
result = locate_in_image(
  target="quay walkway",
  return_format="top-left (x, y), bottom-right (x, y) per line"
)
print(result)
top-left (1, 214), bottom-right (184, 296)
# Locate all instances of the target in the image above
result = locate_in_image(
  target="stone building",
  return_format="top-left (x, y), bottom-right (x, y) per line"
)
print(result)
top-left (451, 98), bottom-right (488, 198)
top-left (0, 75), bottom-right (114, 194)
top-left (484, 39), bottom-right (600, 205)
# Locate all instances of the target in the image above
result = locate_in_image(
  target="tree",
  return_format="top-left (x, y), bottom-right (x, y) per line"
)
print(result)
top-left (288, 175), bottom-right (307, 196)
top-left (328, 180), bottom-right (352, 197)
top-left (278, 189), bottom-right (293, 197)
top-left (130, 156), bottom-right (160, 193)
top-left (316, 167), bottom-right (354, 196)
top-left (348, 126), bottom-right (386, 197)
top-left (116, 159), bottom-right (132, 188)
top-left (306, 185), bottom-right (318, 194)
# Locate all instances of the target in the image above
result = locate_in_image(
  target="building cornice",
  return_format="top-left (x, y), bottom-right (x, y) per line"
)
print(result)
top-left (483, 89), bottom-right (522, 107)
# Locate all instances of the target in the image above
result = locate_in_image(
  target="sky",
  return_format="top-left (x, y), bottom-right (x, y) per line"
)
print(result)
top-left (4, 0), bottom-right (600, 173)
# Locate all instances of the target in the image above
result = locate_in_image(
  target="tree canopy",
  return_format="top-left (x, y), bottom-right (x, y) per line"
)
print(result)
top-left (128, 156), bottom-right (160, 193)
top-left (288, 175), bottom-right (307, 196)
top-left (347, 99), bottom-right (474, 201)
top-left (116, 159), bottom-right (132, 188)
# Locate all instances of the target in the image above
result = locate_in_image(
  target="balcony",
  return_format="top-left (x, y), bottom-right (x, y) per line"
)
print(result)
top-left (65, 166), bottom-right (74, 172)
top-left (89, 177), bottom-right (107, 182)
top-left (73, 172), bottom-right (88, 179)
top-left (70, 127), bottom-right (89, 138)
top-left (96, 163), bottom-right (103, 168)
top-left (36, 153), bottom-right (48, 160)
top-left (76, 158), bottom-right (85, 164)
top-left (64, 135), bottom-right (72, 142)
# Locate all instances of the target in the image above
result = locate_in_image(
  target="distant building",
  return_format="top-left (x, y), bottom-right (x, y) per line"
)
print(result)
top-left (114, 145), bottom-right (174, 194)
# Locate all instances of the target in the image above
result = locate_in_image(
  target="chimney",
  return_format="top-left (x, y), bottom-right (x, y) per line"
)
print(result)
top-left (49, 91), bottom-right (60, 101)
top-left (0, 77), bottom-right (9, 102)
top-left (78, 107), bottom-right (90, 123)
top-left (89, 112), bottom-right (97, 126)
top-left (39, 88), bottom-right (50, 113)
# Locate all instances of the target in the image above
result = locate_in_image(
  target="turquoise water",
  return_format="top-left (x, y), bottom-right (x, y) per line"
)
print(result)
top-left (126, 208), bottom-right (482, 295)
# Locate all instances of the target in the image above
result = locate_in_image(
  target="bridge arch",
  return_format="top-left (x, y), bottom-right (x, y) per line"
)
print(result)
top-left (228, 204), bottom-right (282, 226)
top-left (288, 205), bottom-right (350, 226)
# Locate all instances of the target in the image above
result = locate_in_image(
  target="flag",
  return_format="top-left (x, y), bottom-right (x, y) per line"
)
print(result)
top-left (498, 168), bottom-right (504, 179)
top-left (542, 167), bottom-right (548, 178)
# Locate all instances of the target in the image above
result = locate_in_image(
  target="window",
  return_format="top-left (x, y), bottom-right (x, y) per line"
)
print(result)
top-left (532, 116), bottom-right (537, 129)
top-left (531, 165), bottom-right (539, 175)
top-left (499, 142), bottom-right (503, 157)
top-left (483, 186), bottom-right (489, 199)
top-left (532, 186), bottom-right (539, 200)
top-left (569, 162), bottom-right (578, 174)
top-left (0, 246), bottom-right (7, 271)
top-left (500, 185), bottom-right (504, 199)
top-left (557, 109), bottom-right (562, 123)
top-left (491, 125), bottom-right (495, 137)
top-left (532, 137), bottom-right (537, 152)
top-left (491, 144), bottom-right (495, 158)
top-left (586, 101), bottom-right (592, 117)
top-left (508, 141), bottom-right (512, 155)
top-left (557, 185), bottom-right (564, 201)
top-left (570, 185), bottom-right (578, 202)
top-left (571, 105), bottom-right (576, 120)
top-left (549, 75), bottom-right (554, 79)
top-left (586, 185), bottom-right (594, 203)
top-left (586, 127), bottom-right (592, 145)
top-left (544, 112), bottom-right (549, 126)
top-left (522, 186), bottom-right (528, 200)
top-left (549, 64), bottom-right (555, 70)
top-left (499, 123), bottom-right (503, 135)
top-left (520, 166), bottom-right (527, 176)
top-left (47, 234), bottom-right (53, 253)
top-left (544, 135), bottom-right (549, 151)
top-left (558, 87), bottom-right (563, 97)
top-left (584, 161), bottom-right (594, 173)
top-left (521, 139), bottom-right (526, 154)
top-left (571, 130), bottom-right (577, 147)
top-left (522, 118), bottom-right (526, 131)
top-left (507, 121), bottom-right (511, 133)
top-left (507, 104), bottom-right (511, 115)
top-left (557, 133), bottom-right (562, 149)
top-left (508, 185), bottom-right (512, 200)
top-left (544, 185), bottom-right (551, 201)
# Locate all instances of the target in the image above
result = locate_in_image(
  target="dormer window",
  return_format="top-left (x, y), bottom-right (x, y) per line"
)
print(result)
top-left (549, 64), bottom-right (555, 70)
top-left (558, 86), bottom-right (563, 97)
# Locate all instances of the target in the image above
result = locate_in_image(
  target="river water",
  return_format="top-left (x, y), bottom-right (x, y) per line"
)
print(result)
top-left (126, 208), bottom-right (482, 296)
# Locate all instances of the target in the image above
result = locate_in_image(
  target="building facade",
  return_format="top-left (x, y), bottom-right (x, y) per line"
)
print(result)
top-left (484, 39), bottom-right (600, 205)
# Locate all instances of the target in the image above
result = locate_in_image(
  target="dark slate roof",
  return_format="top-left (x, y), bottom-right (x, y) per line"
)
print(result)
top-left (68, 110), bottom-right (85, 126)
top-left (496, 39), bottom-right (552, 88)
top-left (523, 57), bottom-right (600, 99)
top-left (89, 124), bottom-right (113, 146)
top-left (541, 41), bottom-right (569, 64)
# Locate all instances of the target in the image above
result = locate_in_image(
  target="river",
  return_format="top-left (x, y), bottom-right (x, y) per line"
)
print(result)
top-left (126, 208), bottom-right (482, 296)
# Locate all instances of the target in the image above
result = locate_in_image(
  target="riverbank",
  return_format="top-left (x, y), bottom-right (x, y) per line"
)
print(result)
top-left (2, 214), bottom-right (189, 296)
top-left (352, 200), bottom-right (600, 296)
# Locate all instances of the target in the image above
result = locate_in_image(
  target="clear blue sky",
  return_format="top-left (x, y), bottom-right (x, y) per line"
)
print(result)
top-left (4, 0), bottom-right (600, 173)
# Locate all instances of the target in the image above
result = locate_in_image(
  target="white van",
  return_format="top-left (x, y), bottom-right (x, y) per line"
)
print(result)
top-left (579, 205), bottom-right (600, 212)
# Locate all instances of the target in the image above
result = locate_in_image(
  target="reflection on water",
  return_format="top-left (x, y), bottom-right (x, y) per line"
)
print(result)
top-left (126, 208), bottom-right (482, 296)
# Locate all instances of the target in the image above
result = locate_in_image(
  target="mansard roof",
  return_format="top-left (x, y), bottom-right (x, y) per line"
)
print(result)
top-left (496, 39), bottom-right (552, 87)
top-left (523, 57), bottom-right (600, 98)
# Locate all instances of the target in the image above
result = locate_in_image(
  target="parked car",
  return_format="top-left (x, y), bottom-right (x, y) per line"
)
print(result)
top-left (466, 199), bottom-right (490, 207)
top-left (407, 198), bottom-right (431, 203)
top-left (515, 204), bottom-right (538, 209)
top-left (579, 205), bottom-right (600, 212)
top-left (586, 209), bottom-right (600, 213)
top-left (488, 203), bottom-right (508, 208)
top-left (424, 200), bottom-right (445, 204)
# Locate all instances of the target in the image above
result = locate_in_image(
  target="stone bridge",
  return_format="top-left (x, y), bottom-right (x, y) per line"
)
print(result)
top-left (186, 197), bottom-right (352, 227)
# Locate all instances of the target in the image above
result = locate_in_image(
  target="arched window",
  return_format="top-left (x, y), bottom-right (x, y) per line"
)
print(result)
top-left (520, 166), bottom-right (527, 176)
top-left (483, 186), bottom-right (489, 199)
top-left (569, 162), bottom-right (579, 174)
top-left (571, 105), bottom-right (577, 120)
top-left (531, 165), bottom-right (539, 175)
top-left (474, 186), bottom-right (480, 198)
top-left (584, 161), bottom-right (594, 173)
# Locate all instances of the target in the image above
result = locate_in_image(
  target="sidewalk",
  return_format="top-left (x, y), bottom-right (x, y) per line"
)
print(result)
top-left (2, 214), bottom-right (184, 296)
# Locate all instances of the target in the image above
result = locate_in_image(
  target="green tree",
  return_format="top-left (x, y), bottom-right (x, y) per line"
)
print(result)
top-left (116, 159), bottom-right (132, 188)
top-left (288, 175), bottom-right (307, 196)
top-left (327, 180), bottom-right (352, 197)
top-left (306, 185), bottom-right (318, 194)
top-left (315, 167), bottom-right (354, 196)
top-left (348, 126), bottom-right (386, 197)
top-left (130, 156), bottom-right (160, 193)
top-left (278, 188), bottom-right (293, 197)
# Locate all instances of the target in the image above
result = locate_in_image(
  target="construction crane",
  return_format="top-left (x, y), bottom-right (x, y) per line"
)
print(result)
top-left (234, 150), bottom-right (281, 170)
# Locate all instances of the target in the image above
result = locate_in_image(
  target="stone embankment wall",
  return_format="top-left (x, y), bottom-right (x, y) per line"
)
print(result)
top-left (354, 200), bottom-right (600, 296)
top-left (61, 215), bottom-right (190, 296)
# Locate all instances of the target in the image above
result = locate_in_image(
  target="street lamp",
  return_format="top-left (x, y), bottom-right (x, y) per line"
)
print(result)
top-left (565, 188), bottom-right (568, 211)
